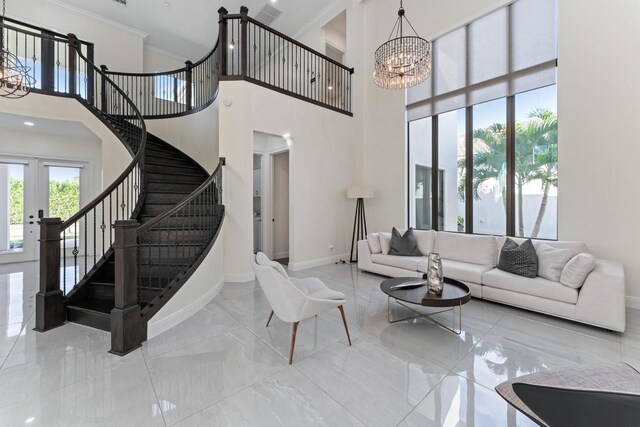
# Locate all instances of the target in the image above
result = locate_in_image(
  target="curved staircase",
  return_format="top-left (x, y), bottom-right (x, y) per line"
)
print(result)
top-left (64, 129), bottom-right (210, 332)
top-left (7, 6), bottom-right (354, 355)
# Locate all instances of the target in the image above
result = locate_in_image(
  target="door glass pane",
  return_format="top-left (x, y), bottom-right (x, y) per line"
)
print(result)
top-left (409, 117), bottom-right (433, 229)
top-left (472, 98), bottom-right (507, 235)
top-left (438, 109), bottom-right (466, 232)
top-left (0, 164), bottom-right (24, 253)
top-left (515, 85), bottom-right (558, 239)
top-left (49, 166), bottom-right (80, 248)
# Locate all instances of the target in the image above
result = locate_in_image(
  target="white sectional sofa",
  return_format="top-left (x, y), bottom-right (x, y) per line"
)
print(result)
top-left (358, 230), bottom-right (626, 332)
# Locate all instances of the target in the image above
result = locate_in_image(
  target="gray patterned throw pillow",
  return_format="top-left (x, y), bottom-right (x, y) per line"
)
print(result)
top-left (388, 227), bottom-right (422, 256)
top-left (498, 238), bottom-right (538, 278)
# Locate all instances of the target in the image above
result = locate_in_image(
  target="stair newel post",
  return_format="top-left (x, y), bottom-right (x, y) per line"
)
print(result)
top-left (34, 218), bottom-right (65, 332)
top-left (110, 220), bottom-right (143, 356)
top-left (240, 6), bottom-right (248, 78)
top-left (100, 65), bottom-right (108, 113)
top-left (218, 7), bottom-right (229, 77)
top-left (67, 33), bottom-right (78, 96)
top-left (185, 60), bottom-right (193, 111)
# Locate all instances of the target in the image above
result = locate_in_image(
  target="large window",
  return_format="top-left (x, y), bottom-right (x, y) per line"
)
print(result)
top-left (471, 98), bottom-right (507, 235)
top-left (437, 109), bottom-right (466, 232)
top-left (515, 86), bottom-right (558, 239)
top-left (406, 0), bottom-right (557, 239)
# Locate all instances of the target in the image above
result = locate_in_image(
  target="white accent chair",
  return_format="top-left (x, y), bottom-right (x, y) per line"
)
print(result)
top-left (250, 253), bottom-right (351, 364)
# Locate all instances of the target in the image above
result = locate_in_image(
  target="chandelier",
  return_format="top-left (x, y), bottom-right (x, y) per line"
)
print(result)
top-left (374, 1), bottom-right (431, 90)
top-left (0, 0), bottom-right (35, 98)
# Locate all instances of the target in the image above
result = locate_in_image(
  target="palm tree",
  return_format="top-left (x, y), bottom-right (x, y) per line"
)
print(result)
top-left (458, 109), bottom-right (558, 238)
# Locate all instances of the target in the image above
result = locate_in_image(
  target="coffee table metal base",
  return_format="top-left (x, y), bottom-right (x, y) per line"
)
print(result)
top-left (387, 296), bottom-right (463, 335)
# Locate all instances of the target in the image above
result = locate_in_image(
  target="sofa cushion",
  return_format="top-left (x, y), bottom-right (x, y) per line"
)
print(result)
top-left (496, 237), bottom-right (588, 265)
top-left (435, 232), bottom-right (498, 267)
top-left (537, 244), bottom-right (575, 282)
top-left (419, 258), bottom-right (492, 284)
top-left (389, 227), bottom-right (422, 256)
top-left (379, 232), bottom-right (391, 255)
top-left (367, 233), bottom-right (382, 254)
top-left (371, 254), bottom-right (423, 271)
top-left (291, 277), bottom-right (345, 300)
top-left (395, 228), bottom-right (436, 256)
top-left (561, 253), bottom-right (597, 289)
top-left (483, 268), bottom-right (579, 304)
top-left (498, 238), bottom-right (538, 278)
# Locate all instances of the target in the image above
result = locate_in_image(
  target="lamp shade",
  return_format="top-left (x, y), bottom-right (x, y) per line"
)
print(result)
top-left (347, 186), bottom-right (374, 199)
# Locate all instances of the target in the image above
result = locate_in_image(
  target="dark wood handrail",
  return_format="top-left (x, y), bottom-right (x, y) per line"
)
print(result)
top-left (245, 16), bottom-right (354, 73)
top-left (0, 16), bottom-right (93, 46)
top-left (136, 158), bottom-right (225, 235)
top-left (62, 49), bottom-right (147, 229)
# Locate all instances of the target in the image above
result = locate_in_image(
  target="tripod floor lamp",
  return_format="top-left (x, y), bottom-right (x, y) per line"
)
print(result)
top-left (347, 186), bottom-right (374, 263)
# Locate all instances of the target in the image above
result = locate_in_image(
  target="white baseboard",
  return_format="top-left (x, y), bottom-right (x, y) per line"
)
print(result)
top-left (288, 253), bottom-right (349, 272)
top-left (626, 296), bottom-right (640, 309)
top-left (224, 272), bottom-right (255, 282)
top-left (274, 251), bottom-right (289, 259)
top-left (147, 278), bottom-right (224, 339)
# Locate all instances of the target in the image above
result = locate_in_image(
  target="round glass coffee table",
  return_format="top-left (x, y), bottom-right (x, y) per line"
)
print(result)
top-left (380, 276), bottom-right (471, 335)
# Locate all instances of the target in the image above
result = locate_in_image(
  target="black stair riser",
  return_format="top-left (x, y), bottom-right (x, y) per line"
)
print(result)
top-left (146, 173), bottom-right (206, 184)
top-left (145, 163), bottom-right (202, 175)
top-left (67, 307), bottom-right (111, 332)
top-left (147, 182), bottom-right (200, 192)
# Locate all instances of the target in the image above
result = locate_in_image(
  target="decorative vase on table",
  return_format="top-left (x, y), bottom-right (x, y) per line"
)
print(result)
top-left (427, 253), bottom-right (443, 295)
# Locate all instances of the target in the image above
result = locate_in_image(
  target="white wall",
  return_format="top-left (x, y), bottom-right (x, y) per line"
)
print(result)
top-left (7, 0), bottom-right (145, 71)
top-left (143, 47), bottom-right (188, 73)
top-left (296, 0), bottom-right (640, 304)
top-left (219, 80), bottom-right (359, 280)
top-left (145, 99), bottom-right (220, 173)
top-left (0, 94), bottom-right (130, 190)
top-left (557, 0), bottom-right (640, 304)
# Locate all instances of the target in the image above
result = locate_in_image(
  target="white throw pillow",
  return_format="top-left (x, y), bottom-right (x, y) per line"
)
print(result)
top-left (379, 232), bottom-right (392, 255)
top-left (367, 233), bottom-right (382, 254)
top-left (256, 252), bottom-right (288, 278)
top-left (536, 244), bottom-right (574, 282)
top-left (560, 253), bottom-right (597, 289)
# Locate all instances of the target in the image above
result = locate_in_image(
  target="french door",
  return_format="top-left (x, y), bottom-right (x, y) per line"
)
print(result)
top-left (0, 156), bottom-right (86, 264)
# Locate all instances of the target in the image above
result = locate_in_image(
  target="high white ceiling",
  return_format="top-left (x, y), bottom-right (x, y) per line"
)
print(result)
top-left (52, 0), bottom-right (334, 60)
top-left (0, 112), bottom-right (99, 140)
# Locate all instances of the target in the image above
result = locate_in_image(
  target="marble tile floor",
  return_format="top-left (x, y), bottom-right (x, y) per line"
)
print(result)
top-left (0, 261), bottom-right (637, 426)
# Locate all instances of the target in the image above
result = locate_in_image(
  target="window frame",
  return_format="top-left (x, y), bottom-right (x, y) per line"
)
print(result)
top-left (407, 84), bottom-right (558, 240)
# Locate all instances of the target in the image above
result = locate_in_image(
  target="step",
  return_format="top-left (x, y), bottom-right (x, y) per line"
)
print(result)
top-left (66, 299), bottom-right (112, 332)
top-left (86, 280), bottom-right (172, 301)
top-left (140, 204), bottom-right (213, 216)
top-left (146, 182), bottom-right (201, 193)
top-left (147, 172), bottom-right (206, 184)
top-left (138, 229), bottom-right (211, 244)
top-left (145, 192), bottom-right (194, 204)
top-left (145, 156), bottom-right (196, 168)
top-left (138, 244), bottom-right (206, 259)
top-left (146, 163), bottom-right (202, 175)
top-left (137, 214), bottom-right (221, 227)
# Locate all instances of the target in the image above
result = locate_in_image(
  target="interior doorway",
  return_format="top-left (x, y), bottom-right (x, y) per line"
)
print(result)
top-left (272, 151), bottom-right (289, 264)
top-left (253, 131), bottom-right (290, 265)
top-left (0, 156), bottom-right (88, 264)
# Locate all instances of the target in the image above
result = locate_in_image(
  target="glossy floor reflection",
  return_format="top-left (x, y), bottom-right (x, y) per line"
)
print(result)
top-left (0, 261), bottom-right (635, 426)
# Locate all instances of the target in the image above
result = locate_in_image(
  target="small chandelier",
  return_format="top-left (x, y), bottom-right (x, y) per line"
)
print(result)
top-left (374, 1), bottom-right (431, 90)
top-left (0, 0), bottom-right (35, 99)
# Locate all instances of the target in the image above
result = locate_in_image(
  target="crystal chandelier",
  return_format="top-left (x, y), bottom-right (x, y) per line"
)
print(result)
top-left (374, 1), bottom-right (431, 90)
top-left (0, 0), bottom-right (35, 98)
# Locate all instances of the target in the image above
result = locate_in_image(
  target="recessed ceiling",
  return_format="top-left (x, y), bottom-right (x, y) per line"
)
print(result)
top-left (50, 0), bottom-right (334, 60)
top-left (0, 112), bottom-right (99, 140)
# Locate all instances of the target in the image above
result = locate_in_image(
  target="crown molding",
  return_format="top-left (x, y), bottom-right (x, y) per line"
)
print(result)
top-left (44, 0), bottom-right (149, 38)
top-left (293, 0), bottom-right (347, 40)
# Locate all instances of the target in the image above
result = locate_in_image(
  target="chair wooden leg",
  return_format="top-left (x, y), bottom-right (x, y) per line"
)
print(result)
top-left (338, 305), bottom-right (352, 346)
top-left (266, 310), bottom-right (275, 327)
top-left (289, 322), bottom-right (299, 365)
